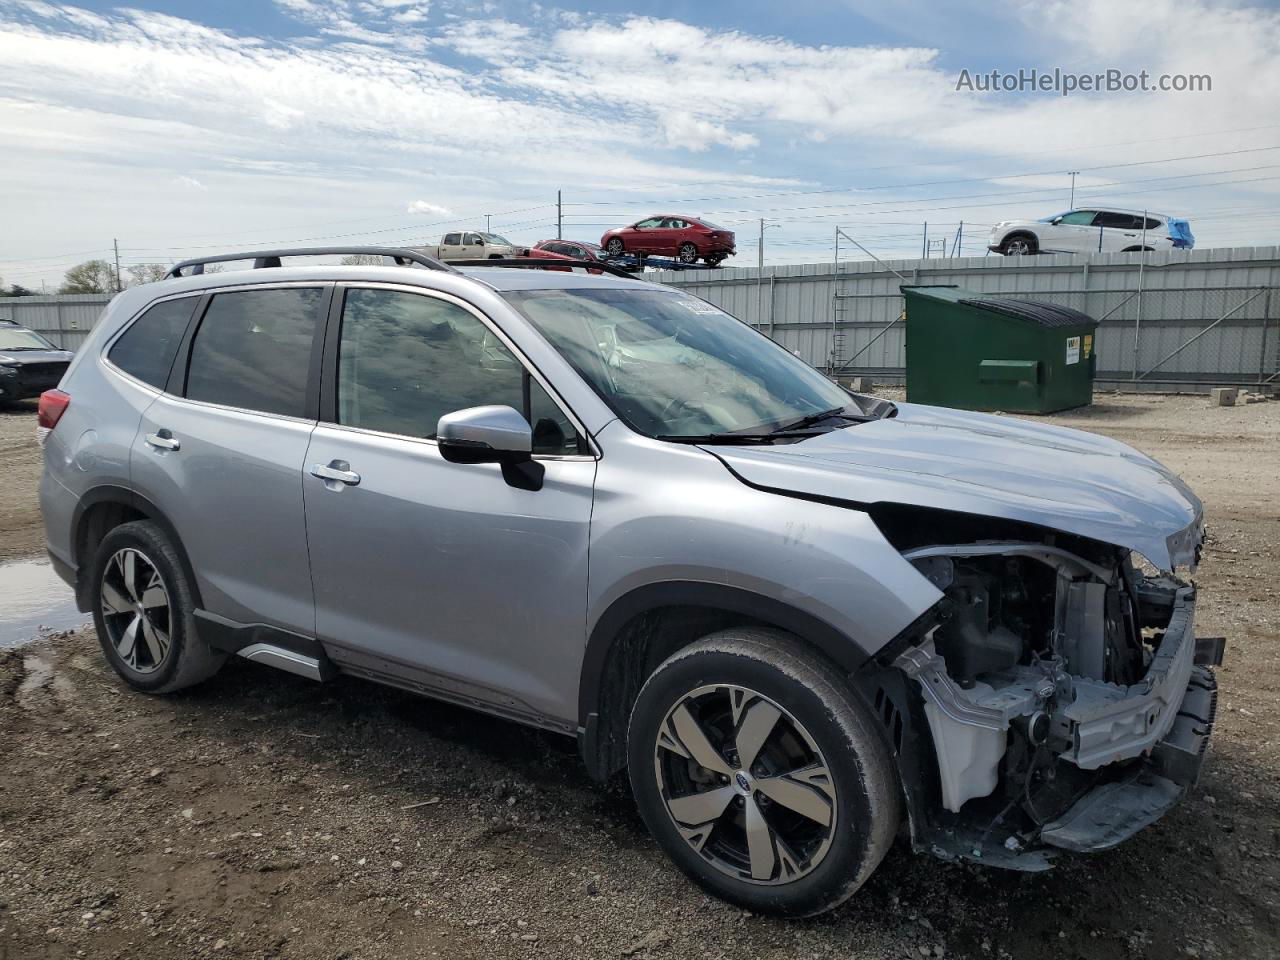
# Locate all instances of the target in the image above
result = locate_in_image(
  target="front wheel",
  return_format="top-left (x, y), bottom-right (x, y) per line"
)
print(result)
top-left (606, 237), bottom-right (625, 257)
top-left (627, 629), bottom-right (899, 917)
top-left (1000, 234), bottom-right (1037, 256)
top-left (677, 242), bottom-right (699, 264)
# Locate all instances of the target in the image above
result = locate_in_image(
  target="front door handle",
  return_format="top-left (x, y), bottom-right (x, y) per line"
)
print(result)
top-left (145, 430), bottom-right (180, 451)
top-left (310, 460), bottom-right (361, 486)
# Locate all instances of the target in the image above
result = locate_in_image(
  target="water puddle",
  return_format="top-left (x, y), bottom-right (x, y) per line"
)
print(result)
top-left (0, 557), bottom-right (89, 649)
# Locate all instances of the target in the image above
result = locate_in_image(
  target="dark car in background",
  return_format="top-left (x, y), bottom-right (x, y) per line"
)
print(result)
top-left (601, 216), bottom-right (736, 266)
top-left (0, 319), bottom-right (73, 403)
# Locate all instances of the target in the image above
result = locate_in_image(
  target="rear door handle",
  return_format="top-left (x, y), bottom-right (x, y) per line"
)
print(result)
top-left (145, 430), bottom-right (180, 451)
top-left (310, 460), bottom-right (361, 486)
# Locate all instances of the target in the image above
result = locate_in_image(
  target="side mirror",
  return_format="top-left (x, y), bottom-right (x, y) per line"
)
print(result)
top-left (1051, 216), bottom-right (1064, 225)
top-left (437, 405), bottom-right (543, 491)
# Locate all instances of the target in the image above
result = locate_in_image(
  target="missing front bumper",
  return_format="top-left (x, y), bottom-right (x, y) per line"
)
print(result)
top-left (1040, 665), bottom-right (1218, 854)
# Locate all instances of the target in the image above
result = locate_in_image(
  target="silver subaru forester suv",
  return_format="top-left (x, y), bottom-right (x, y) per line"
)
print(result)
top-left (39, 248), bottom-right (1220, 916)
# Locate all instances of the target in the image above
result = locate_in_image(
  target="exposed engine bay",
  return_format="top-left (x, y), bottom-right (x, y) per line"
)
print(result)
top-left (885, 534), bottom-right (1221, 866)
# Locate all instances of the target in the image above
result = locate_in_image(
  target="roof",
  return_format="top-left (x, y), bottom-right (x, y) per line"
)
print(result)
top-left (455, 266), bottom-right (648, 291)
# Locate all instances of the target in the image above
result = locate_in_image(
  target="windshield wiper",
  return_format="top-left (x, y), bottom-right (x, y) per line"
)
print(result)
top-left (768, 406), bottom-right (869, 434)
top-left (655, 432), bottom-right (812, 445)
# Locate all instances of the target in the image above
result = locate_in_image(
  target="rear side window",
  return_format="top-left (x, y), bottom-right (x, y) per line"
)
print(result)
top-left (108, 297), bottom-right (197, 389)
top-left (185, 287), bottom-right (323, 417)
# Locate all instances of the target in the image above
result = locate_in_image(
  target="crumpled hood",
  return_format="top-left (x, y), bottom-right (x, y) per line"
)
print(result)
top-left (0, 349), bottom-right (73, 365)
top-left (707, 402), bottom-right (1203, 572)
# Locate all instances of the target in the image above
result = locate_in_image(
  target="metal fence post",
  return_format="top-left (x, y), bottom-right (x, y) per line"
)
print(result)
top-left (1260, 288), bottom-right (1273, 386)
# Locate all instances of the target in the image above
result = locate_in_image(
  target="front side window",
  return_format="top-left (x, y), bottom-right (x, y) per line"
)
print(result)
top-left (185, 287), bottom-right (323, 417)
top-left (506, 288), bottom-right (869, 439)
top-left (1058, 210), bottom-right (1098, 226)
top-left (635, 218), bottom-right (663, 229)
top-left (336, 289), bottom-right (580, 455)
top-left (108, 297), bottom-right (198, 388)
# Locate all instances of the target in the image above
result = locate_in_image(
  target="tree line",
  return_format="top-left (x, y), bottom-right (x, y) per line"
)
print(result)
top-left (1, 260), bottom-right (174, 297)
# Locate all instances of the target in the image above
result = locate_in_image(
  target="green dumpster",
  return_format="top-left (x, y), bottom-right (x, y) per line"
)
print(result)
top-left (901, 285), bottom-right (1098, 413)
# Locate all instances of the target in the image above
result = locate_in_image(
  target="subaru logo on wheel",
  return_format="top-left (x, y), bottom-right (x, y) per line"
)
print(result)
top-left (735, 771), bottom-right (751, 792)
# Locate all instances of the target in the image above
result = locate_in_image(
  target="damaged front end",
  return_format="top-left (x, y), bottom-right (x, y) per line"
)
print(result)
top-left (871, 523), bottom-right (1222, 870)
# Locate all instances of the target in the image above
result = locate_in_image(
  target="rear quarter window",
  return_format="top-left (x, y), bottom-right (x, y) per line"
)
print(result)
top-left (107, 297), bottom-right (199, 389)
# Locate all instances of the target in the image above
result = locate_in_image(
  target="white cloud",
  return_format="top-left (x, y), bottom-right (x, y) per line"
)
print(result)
top-left (175, 175), bottom-right (207, 190)
top-left (407, 199), bottom-right (451, 215)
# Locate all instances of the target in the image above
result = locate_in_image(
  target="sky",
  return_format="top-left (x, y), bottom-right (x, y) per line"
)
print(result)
top-left (1, 0), bottom-right (1279, 289)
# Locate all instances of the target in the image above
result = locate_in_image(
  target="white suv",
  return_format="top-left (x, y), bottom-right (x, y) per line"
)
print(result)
top-left (989, 209), bottom-right (1194, 256)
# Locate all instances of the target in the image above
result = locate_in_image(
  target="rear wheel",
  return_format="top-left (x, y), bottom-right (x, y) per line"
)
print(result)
top-left (606, 237), bottom-right (625, 257)
top-left (89, 520), bottom-right (224, 693)
top-left (627, 629), bottom-right (898, 917)
top-left (677, 242), bottom-right (699, 264)
top-left (705, 254), bottom-right (726, 267)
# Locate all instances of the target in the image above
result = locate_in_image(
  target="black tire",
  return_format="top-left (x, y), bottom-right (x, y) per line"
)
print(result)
top-left (88, 520), bottom-right (224, 694)
top-left (677, 242), bottom-right (699, 264)
top-left (627, 628), bottom-right (898, 917)
top-left (704, 254), bottom-right (726, 267)
top-left (606, 237), bottom-right (625, 257)
top-left (1000, 233), bottom-right (1037, 256)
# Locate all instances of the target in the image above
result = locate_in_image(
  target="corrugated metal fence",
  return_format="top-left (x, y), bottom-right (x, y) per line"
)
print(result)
top-left (0, 294), bottom-right (110, 353)
top-left (653, 246), bottom-right (1280, 389)
top-left (5, 246), bottom-right (1280, 389)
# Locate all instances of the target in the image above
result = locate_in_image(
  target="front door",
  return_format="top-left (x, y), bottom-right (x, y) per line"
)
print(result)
top-left (1044, 210), bottom-right (1101, 254)
top-left (302, 285), bottom-right (596, 726)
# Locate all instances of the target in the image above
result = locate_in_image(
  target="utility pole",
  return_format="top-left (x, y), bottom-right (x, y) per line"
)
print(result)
top-left (1068, 171), bottom-right (1079, 208)
top-left (113, 238), bottom-right (122, 293)
top-left (485, 214), bottom-right (491, 232)
top-left (556, 190), bottom-right (562, 240)
top-left (921, 222), bottom-right (928, 259)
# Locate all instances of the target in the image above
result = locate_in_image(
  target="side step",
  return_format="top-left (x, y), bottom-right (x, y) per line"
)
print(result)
top-left (237, 643), bottom-right (327, 681)
top-left (195, 609), bottom-right (335, 681)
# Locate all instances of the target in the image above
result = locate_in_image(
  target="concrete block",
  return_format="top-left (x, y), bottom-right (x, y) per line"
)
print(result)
top-left (1210, 387), bottom-right (1237, 407)
top-left (844, 376), bottom-right (875, 393)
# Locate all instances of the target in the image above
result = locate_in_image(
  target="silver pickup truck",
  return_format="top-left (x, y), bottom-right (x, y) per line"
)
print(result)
top-left (414, 231), bottom-right (525, 261)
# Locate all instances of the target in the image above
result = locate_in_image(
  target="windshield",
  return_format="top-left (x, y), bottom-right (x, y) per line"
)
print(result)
top-left (0, 327), bottom-right (56, 351)
top-left (505, 288), bottom-right (877, 438)
top-left (482, 233), bottom-right (513, 245)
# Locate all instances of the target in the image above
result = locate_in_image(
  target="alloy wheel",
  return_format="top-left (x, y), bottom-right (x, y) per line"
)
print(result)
top-left (100, 547), bottom-right (172, 674)
top-left (607, 239), bottom-right (624, 256)
top-left (1004, 238), bottom-right (1032, 255)
top-left (653, 684), bottom-right (837, 885)
top-left (678, 243), bottom-right (698, 263)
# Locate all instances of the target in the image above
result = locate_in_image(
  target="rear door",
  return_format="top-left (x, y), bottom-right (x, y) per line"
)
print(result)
top-left (301, 284), bottom-right (595, 725)
top-left (1094, 211), bottom-right (1145, 251)
top-left (131, 284), bottom-right (328, 633)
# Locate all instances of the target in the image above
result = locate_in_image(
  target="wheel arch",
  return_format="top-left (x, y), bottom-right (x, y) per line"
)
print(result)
top-left (1000, 230), bottom-right (1038, 252)
top-left (577, 581), bottom-right (867, 781)
top-left (71, 485), bottom-right (203, 611)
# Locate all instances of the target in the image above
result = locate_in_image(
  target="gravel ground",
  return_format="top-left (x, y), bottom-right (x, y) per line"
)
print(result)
top-left (1, 393), bottom-right (1278, 960)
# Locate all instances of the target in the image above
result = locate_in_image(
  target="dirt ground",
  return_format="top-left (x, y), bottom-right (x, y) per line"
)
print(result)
top-left (1, 393), bottom-right (1278, 960)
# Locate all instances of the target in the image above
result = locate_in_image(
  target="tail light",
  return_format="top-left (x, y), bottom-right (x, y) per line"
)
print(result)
top-left (38, 389), bottom-right (70, 429)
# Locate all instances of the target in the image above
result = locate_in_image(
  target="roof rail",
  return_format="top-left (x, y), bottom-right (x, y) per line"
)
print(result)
top-left (447, 257), bottom-right (641, 281)
top-left (165, 246), bottom-right (456, 279)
